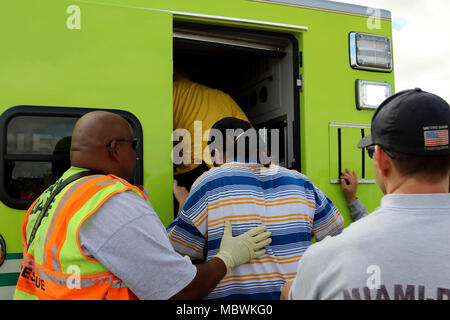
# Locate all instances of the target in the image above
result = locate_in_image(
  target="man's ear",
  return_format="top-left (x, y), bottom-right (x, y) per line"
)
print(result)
top-left (374, 145), bottom-right (392, 178)
top-left (107, 140), bottom-right (120, 161)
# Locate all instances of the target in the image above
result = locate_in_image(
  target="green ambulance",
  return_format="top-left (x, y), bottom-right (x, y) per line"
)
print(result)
top-left (0, 0), bottom-right (394, 299)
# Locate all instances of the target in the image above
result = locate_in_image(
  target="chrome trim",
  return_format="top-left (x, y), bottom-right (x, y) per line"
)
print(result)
top-left (330, 179), bottom-right (376, 184)
top-left (250, 0), bottom-right (391, 20)
top-left (74, 1), bottom-right (309, 31)
top-left (349, 32), bottom-right (358, 68)
top-left (0, 258), bottom-right (22, 274)
top-left (349, 32), bottom-right (393, 72)
top-left (329, 122), bottom-right (371, 129)
top-left (173, 29), bottom-right (287, 52)
top-left (171, 10), bottom-right (308, 31)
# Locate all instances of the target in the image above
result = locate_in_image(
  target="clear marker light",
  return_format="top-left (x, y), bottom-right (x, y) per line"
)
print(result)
top-left (356, 80), bottom-right (392, 110)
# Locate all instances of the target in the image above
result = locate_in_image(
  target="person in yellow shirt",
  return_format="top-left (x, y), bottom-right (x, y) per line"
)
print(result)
top-left (173, 68), bottom-right (249, 193)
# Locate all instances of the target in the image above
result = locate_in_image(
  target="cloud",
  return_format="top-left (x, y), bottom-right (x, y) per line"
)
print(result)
top-left (337, 0), bottom-right (450, 102)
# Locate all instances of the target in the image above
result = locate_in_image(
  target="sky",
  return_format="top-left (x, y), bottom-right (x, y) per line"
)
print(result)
top-left (338, 0), bottom-right (450, 103)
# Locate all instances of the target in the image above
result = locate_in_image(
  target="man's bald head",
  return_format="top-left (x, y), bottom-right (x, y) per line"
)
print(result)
top-left (71, 111), bottom-right (136, 182)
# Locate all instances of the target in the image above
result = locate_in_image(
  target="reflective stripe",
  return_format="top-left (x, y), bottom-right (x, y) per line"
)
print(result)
top-left (51, 244), bottom-right (59, 273)
top-left (96, 179), bottom-right (119, 187)
top-left (23, 254), bottom-right (114, 288)
top-left (45, 175), bottom-right (106, 272)
top-left (112, 279), bottom-right (127, 289)
top-left (42, 175), bottom-right (101, 269)
top-left (16, 251), bottom-right (139, 300)
top-left (116, 176), bottom-right (131, 187)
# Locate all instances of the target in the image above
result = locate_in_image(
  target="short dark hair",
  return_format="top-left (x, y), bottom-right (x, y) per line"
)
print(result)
top-left (389, 151), bottom-right (450, 182)
top-left (208, 117), bottom-right (270, 166)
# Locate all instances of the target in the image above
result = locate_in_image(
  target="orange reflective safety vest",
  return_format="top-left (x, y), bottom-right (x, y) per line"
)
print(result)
top-left (14, 167), bottom-right (148, 300)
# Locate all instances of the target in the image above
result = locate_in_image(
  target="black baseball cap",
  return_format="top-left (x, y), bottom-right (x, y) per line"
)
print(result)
top-left (358, 88), bottom-right (450, 156)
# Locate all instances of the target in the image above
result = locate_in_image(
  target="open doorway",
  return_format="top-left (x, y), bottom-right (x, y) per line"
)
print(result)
top-left (173, 22), bottom-right (301, 171)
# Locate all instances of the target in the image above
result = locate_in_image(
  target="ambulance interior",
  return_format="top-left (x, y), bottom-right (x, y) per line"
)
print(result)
top-left (173, 23), bottom-right (300, 170)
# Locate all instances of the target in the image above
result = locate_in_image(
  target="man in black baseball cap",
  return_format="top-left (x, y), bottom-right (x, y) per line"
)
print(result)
top-left (358, 88), bottom-right (450, 194)
top-left (358, 88), bottom-right (449, 154)
top-left (284, 88), bottom-right (450, 300)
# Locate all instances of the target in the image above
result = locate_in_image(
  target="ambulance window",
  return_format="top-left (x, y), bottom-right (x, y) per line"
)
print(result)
top-left (1, 106), bottom-right (143, 210)
top-left (4, 116), bottom-right (77, 206)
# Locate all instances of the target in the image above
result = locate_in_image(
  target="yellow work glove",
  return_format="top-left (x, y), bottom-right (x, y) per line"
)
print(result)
top-left (214, 221), bottom-right (272, 273)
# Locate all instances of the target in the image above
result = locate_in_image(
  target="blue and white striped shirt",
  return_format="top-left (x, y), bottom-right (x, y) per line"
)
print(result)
top-left (168, 162), bottom-right (344, 300)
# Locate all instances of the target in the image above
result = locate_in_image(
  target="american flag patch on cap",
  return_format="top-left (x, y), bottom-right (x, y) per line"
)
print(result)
top-left (424, 129), bottom-right (449, 147)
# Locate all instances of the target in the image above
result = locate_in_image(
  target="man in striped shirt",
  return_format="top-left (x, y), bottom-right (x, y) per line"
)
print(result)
top-left (168, 118), bottom-right (344, 299)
